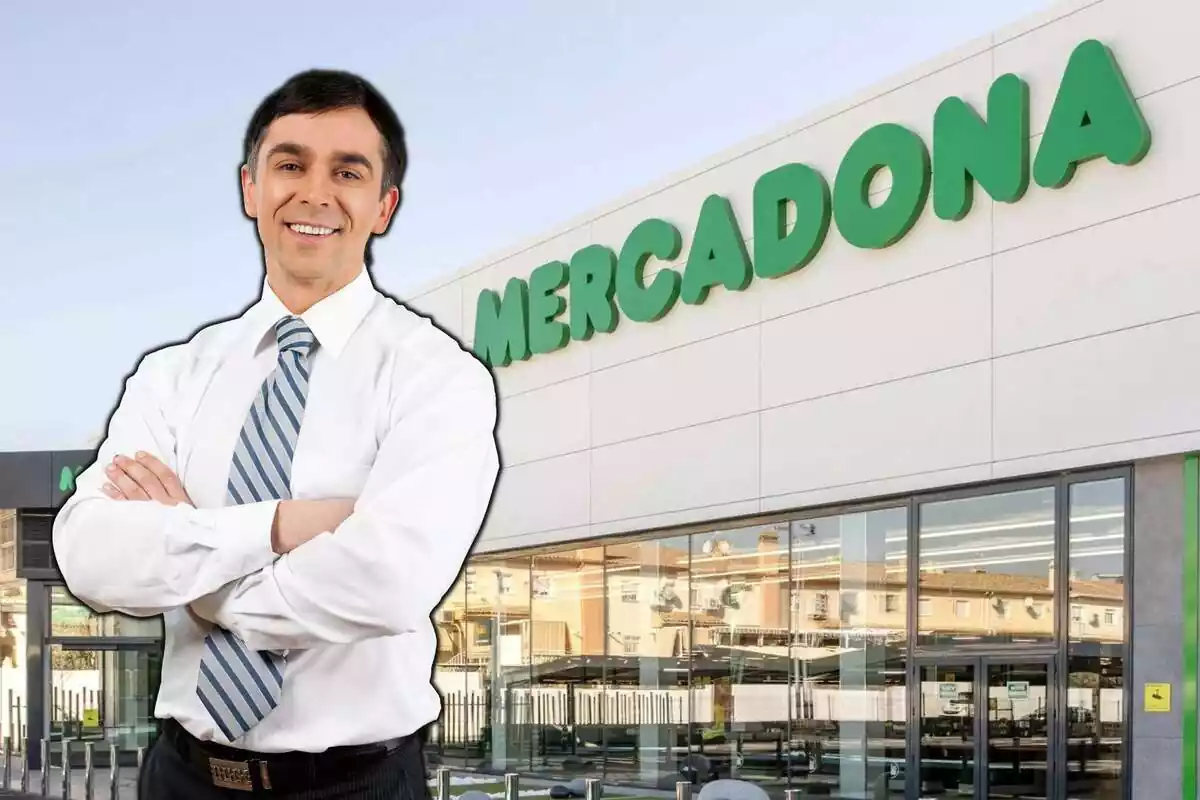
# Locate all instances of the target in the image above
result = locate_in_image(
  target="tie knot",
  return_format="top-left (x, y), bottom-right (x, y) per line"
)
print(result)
top-left (275, 316), bottom-right (316, 357)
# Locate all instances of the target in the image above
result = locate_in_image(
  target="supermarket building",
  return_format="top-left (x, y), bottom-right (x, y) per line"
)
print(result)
top-left (0, 0), bottom-right (1198, 797)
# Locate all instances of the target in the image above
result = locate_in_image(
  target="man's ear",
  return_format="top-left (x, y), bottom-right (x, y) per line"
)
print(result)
top-left (241, 164), bottom-right (258, 219)
top-left (372, 185), bottom-right (401, 235)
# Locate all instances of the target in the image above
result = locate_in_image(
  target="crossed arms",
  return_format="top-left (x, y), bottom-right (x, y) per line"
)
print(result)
top-left (52, 349), bottom-right (500, 652)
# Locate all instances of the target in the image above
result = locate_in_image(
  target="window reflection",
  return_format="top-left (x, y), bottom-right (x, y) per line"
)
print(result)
top-left (428, 578), bottom-right (467, 769)
top-left (50, 588), bottom-right (161, 639)
top-left (467, 555), bottom-right (532, 773)
top-left (687, 525), bottom-right (790, 791)
top-left (529, 547), bottom-right (606, 778)
top-left (790, 507), bottom-right (908, 797)
top-left (420, 474), bottom-right (1130, 797)
top-left (47, 645), bottom-right (159, 759)
top-left (918, 488), bottom-right (1057, 646)
top-left (603, 536), bottom-right (691, 787)
top-left (1066, 478), bottom-right (1126, 799)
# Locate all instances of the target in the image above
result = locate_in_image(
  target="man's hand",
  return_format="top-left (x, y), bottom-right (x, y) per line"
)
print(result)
top-left (271, 499), bottom-right (356, 555)
top-left (102, 451), bottom-right (352, 555)
top-left (102, 452), bottom-right (193, 506)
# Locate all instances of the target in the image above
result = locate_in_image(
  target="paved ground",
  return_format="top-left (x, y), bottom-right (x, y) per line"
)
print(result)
top-left (0, 768), bottom-right (667, 799)
top-left (0, 765), bottom-right (138, 795)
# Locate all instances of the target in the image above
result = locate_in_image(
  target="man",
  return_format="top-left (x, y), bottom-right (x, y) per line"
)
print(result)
top-left (51, 69), bottom-right (500, 798)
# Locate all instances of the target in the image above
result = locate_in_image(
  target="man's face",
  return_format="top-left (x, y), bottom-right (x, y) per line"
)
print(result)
top-left (241, 107), bottom-right (399, 285)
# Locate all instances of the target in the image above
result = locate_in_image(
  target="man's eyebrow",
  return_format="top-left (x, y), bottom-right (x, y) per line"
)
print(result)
top-left (263, 143), bottom-right (375, 174)
top-left (332, 150), bottom-right (375, 174)
top-left (264, 141), bottom-right (310, 160)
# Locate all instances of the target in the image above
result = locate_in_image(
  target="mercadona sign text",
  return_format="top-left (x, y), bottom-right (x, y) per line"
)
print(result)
top-left (472, 39), bottom-right (1151, 369)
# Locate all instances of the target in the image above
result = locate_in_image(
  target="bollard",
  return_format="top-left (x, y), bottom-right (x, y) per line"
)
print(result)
top-left (84, 741), bottom-right (95, 800)
top-left (784, 791), bottom-right (801, 800)
top-left (136, 746), bottom-right (145, 796)
top-left (20, 743), bottom-right (28, 792)
top-left (585, 777), bottom-right (602, 800)
top-left (504, 772), bottom-right (519, 800)
top-left (108, 744), bottom-right (119, 800)
top-left (62, 739), bottom-right (72, 799)
top-left (675, 780), bottom-right (692, 800)
top-left (3, 735), bottom-right (9, 788)
top-left (39, 740), bottom-right (49, 796)
top-left (436, 766), bottom-right (451, 800)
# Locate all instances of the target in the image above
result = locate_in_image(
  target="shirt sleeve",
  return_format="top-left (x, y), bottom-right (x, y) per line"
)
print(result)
top-left (196, 349), bottom-right (500, 651)
top-left (52, 348), bottom-right (281, 618)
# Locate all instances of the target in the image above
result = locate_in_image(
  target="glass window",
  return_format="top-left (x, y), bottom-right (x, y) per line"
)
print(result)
top-left (426, 576), bottom-right (467, 768)
top-left (0, 575), bottom-right (26, 748)
top-left (918, 487), bottom-right (1056, 646)
top-left (47, 644), bottom-right (159, 761)
top-left (468, 555), bottom-right (532, 773)
top-left (1066, 477), bottom-right (1126, 799)
top-left (603, 535), bottom-right (690, 786)
top-left (49, 588), bottom-right (162, 639)
top-left (790, 507), bottom-right (907, 797)
top-left (529, 546), bottom-right (606, 780)
top-left (0, 511), bottom-right (16, 578)
top-left (688, 524), bottom-right (790, 792)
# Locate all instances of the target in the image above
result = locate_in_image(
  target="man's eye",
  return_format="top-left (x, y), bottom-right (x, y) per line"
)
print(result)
top-left (277, 163), bottom-right (300, 172)
top-left (339, 170), bottom-right (361, 180)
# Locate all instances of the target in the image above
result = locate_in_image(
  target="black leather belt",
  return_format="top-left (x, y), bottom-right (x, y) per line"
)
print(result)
top-left (162, 717), bottom-right (411, 793)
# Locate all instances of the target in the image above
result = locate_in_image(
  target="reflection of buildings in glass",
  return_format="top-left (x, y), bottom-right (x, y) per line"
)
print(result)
top-left (0, 510), bottom-right (26, 743)
top-left (421, 479), bottom-right (1128, 799)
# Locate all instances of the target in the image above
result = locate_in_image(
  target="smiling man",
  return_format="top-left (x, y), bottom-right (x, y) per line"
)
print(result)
top-left (51, 71), bottom-right (500, 798)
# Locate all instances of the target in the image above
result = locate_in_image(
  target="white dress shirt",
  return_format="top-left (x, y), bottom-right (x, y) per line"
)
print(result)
top-left (52, 267), bottom-right (500, 753)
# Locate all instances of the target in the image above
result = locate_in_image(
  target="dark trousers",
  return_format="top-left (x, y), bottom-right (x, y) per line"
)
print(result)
top-left (137, 727), bottom-right (432, 800)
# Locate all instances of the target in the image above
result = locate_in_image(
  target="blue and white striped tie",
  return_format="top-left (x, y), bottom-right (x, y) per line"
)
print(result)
top-left (196, 315), bottom-right (316, 742)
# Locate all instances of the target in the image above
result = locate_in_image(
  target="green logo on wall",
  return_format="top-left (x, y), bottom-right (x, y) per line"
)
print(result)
top-left (472, 39), bottom-right (1151, 369)
top-left (59, 465), bottom-right (84, 493)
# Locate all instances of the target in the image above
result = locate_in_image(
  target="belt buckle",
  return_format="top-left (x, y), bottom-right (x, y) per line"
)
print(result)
top-left (208, 756), bottom-right (256, 791)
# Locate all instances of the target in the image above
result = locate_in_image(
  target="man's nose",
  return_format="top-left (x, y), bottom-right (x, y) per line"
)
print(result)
top-left (298, 172), bottom-right (334, 205)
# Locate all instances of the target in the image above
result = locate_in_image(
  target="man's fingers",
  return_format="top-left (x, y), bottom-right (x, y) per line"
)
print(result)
top-left (104, 461), bottom-right (153, 501)
top-left (135, 452), bottom-right (190, 504)
top-left (101, 482), bottom-right (127, 500)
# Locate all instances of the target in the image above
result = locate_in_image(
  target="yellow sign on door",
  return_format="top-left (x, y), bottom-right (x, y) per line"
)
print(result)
top-left (82, 708), bottom-right (99, 728)
top-left (1145, 683), bottom-right (1171, 712)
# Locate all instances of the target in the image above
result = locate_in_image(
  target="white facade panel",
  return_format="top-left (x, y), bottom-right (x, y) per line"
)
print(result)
top-left (760, 257), bottom-right (992, 408)
top-left (592, 326), bottom-right (760, 447)
top-left (993, 314), bottom-right (1200, 462)
top-left (484, 451), bottom-right (590, 540)
top-left (992, 78), bottom-right (1200, 252)
top-left (496, 375), bottom-right (590, 466)
top-left (993, 194), bottom-right (1200, 357)
top-left (590, 413), bottom-right (759, 525)
top-left (992, 0), bottom-right (1200, 135)
top-left (399, 0), bottom-right (1200, 553)
top-left (760, 361), bottom-right (992, 500)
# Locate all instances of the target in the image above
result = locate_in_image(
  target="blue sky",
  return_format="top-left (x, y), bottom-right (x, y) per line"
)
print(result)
top-left (1, 1), bottom-right (1050, 451)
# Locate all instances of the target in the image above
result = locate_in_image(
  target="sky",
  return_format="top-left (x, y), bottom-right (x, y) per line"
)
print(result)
top-left (0, 0), bottom-right (1052, 452)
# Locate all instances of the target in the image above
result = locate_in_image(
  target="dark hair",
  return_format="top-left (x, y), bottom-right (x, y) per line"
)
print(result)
top-left (243, 69), bottom-right (408, 268)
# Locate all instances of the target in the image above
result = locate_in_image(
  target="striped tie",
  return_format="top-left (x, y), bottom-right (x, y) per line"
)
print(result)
top-left (196, 315), bottom-right (316, 742)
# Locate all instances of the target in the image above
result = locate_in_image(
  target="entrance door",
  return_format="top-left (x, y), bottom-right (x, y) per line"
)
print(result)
top-left (916, 656), bottom-right (1055, 799)
top-left (47, 639), bottom-right (162, 768)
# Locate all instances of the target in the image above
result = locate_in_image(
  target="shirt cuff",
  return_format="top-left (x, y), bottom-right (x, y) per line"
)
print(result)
top-left (177, 500), bottom-right (281, 578)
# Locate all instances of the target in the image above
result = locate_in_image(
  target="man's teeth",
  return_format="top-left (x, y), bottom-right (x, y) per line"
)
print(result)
top-left (289, 223), bottom-right (337, 236)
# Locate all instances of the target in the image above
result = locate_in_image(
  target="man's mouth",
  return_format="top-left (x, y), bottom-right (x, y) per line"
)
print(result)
top-left (287, 222), bottom-right (341, 238)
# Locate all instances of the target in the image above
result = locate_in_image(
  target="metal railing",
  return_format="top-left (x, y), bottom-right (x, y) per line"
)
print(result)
top-left (0, 745), bottom-right (808, 799)
top-left (0, 736), bottom-right (144, 798)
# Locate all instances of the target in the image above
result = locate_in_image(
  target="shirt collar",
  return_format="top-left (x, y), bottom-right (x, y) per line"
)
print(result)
top-left (246, 266), bottom-right (377, 359)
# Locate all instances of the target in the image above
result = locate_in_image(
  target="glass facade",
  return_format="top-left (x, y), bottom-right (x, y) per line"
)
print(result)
top-left (428, 471), bottom-right (1132, 798)
top-left (17, 469), bottom-right (1129, 795)
top-left (0, 510), bottom-right (27, 750)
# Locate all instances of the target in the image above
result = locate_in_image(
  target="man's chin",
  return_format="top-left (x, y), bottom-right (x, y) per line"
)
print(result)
top-left (274, 253), bottom-right (353, 284)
